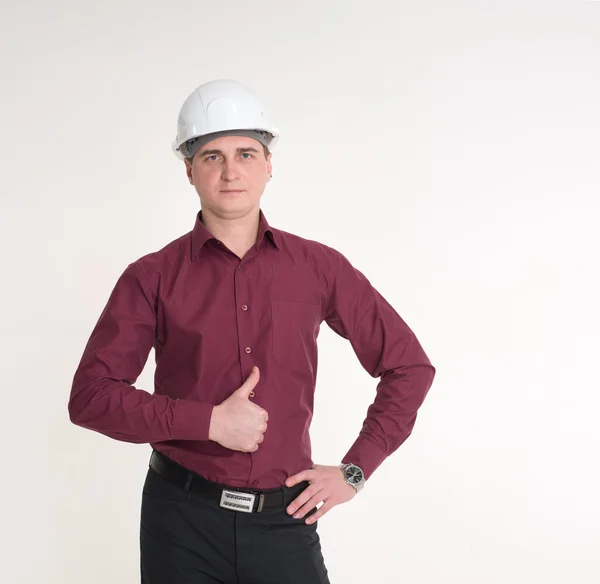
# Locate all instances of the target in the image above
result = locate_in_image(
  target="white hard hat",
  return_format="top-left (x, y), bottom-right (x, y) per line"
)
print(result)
top-left (172, 79), bottom-right (279, 160)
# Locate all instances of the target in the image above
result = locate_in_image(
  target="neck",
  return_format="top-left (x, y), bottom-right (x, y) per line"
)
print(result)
top-left (200, 206), bottom-right (261, 259)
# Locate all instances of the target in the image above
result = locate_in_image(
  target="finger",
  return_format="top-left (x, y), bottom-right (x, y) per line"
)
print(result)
top-left (292, 492), bottom-right (325, 519)
top-left (253, 405), bottom-right (269, 420)
top-left (285, 468), bottom-right (315, 487)
top-left (255, 405), bottom-right (269, 418)
top-left (305, 499), bottom-right (333, 525)
top-left (236, 367), bottom-right (260, 398)
top-left (286, 485), bottom-right (321, 516)
top-left (246, 365), bottom-right (259, 384)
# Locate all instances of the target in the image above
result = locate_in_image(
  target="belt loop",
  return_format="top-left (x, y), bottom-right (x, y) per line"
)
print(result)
top-left (183, 471), bottom-right (193, 493)
top-left (257, 492), bottom-right (265, 513)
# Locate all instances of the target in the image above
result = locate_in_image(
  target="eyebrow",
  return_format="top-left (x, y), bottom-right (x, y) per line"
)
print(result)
top-left (197, 147), bottom-right (261, 157)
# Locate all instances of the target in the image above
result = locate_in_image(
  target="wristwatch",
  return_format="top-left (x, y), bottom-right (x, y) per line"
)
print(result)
top-left (339, 462), bottom-right (365, 492)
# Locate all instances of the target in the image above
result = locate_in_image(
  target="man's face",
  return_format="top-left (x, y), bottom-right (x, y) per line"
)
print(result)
top-left (184, 135), bottom-right (272, 218)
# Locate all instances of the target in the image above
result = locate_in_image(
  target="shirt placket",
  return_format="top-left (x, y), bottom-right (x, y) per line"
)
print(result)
top-left (233, 250), bottom-right (261, 486)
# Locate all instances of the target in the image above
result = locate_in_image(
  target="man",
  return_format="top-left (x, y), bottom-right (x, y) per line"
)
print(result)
top-left (68, 79), bottom-right (436, 584)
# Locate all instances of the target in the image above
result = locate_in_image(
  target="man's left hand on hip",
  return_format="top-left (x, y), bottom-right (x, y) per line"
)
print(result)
top-left (284, 464), bottom-right (356, 524)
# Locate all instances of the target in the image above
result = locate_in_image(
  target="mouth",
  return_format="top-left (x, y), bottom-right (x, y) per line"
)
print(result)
top-left (220, 189), bottom-right (245, 194)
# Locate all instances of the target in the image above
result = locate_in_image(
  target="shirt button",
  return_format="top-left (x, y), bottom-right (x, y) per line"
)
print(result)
top-left (241, 304), bottom-right (248, 311)
top-left (245, 347), bottom-right (252, 354)
top-left (252, 480), bottom-right (259, 486)
top-left (238, 265), bottom-right (244, 271)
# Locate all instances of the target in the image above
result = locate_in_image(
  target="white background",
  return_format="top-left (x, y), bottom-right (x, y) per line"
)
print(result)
top-left (1, 1), bottom-right (599, 582)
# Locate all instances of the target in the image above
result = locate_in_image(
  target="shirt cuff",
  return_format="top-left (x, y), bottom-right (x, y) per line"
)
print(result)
top-left (341, 436), bottom-right (388, 481)
top-left (170, 399), bottom-right (214, 441)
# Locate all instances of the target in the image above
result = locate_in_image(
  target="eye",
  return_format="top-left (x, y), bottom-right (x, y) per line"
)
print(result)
top-left (206, 155), bottom-right (218, 161)
top-left (241, 152), bottom-right (253, 159)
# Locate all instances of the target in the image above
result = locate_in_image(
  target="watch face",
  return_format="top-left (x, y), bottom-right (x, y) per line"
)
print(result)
top-left (344, 465), bottom-right (364, 484)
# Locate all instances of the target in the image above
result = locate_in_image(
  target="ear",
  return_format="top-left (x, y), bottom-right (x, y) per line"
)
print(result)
top-left (266, 152), bottom-right (273, 182)
top-left (184, 159), bottom-right (194, 185)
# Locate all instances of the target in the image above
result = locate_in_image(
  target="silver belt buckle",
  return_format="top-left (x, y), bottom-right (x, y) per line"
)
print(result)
top-left (220, 489), bottom-right (260, 513)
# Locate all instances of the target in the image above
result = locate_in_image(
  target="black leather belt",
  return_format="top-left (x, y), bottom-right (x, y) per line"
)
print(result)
top-left (149, 449), bottom-right (306, 514)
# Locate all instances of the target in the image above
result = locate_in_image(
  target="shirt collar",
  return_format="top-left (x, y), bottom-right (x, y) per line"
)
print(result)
top-left (191, 208), bottom-right (280, 259)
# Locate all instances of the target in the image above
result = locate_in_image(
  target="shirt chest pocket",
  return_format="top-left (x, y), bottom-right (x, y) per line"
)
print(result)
top-left (270, 300), bottom-right (321, 368)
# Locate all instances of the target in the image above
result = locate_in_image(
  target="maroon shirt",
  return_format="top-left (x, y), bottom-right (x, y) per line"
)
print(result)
top-left (69, 209), bottom-right (435, 488)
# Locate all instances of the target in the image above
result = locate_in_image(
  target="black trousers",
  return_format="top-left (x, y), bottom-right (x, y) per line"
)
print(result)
top-left (140, 466), bottom-right (331, 583)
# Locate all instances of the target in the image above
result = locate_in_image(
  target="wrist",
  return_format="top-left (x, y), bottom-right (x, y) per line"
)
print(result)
top-left (339, 462), bottom-right (365, 492)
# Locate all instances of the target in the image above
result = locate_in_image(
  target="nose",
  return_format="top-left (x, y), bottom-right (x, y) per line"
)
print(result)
top-left (221, 159), bottom-right (240, 182)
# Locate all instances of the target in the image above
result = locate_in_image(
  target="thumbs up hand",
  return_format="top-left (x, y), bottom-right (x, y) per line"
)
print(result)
top-left (208, 366), bottom-right (269, 452)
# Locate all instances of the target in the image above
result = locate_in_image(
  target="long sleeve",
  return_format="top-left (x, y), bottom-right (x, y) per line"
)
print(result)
top-left (324, 249), bottom-right (436, 480)
top-left (68, 262), bottom-right (214, 443)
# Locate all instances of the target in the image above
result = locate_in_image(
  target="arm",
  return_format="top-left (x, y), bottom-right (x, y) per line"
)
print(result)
top-left (68, 262), bottom-right (213, 443)
top-left (324, 249), bottom-right (436, 480)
